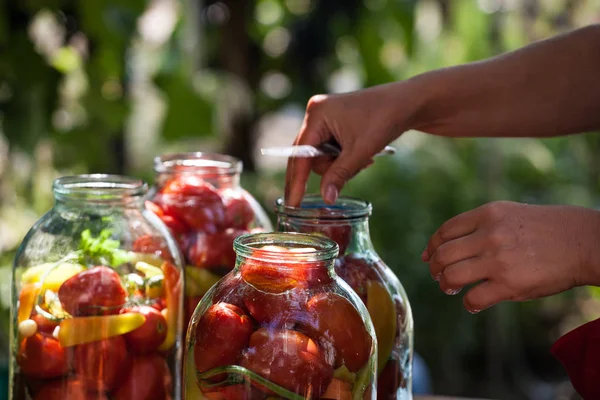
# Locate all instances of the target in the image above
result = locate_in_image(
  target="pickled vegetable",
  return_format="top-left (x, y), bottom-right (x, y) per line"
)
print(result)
top-left (14, 227), bottom-right (181, 400)
top-left (149, 154), bottom-right (272, 339)
top-left (188, 233), bottom-right (376, 400)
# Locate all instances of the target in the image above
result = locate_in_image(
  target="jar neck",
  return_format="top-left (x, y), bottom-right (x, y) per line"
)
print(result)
top-left (277, 215), bottom-right (375, 254)
top-left (232, 232), bottom-right (338, 278)
top-left (155, 172), bottom-right (241, 190)
top-left (274, 195), bottom-right (375, 256)
top-left (154, 152), bottom-right (243, 190)
top-left (235, 253), bottom-right (336, 280)
top-left (53, 175), bottom-right (147, 211)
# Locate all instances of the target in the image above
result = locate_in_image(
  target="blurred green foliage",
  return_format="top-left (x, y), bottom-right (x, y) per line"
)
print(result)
top-left (1, 0), bottom-right (600, 399)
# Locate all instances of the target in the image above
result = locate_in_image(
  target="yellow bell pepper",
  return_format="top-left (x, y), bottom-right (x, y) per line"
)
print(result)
top-left (58, 312), bottom-right (145, 347)
top-left (366, 280), bottom-right (397, 374)
top-left (158, 261), bottom-right (181, 351)
top-left (17, 283), bottom-right (41, 324)
top-left (128, 251), bottom-right (163, 268)
top-left (135, 261), bottom-right (164, 278)
top-left (146, 275), bottom-right (165, 299)
top-left (21, 263), bottom-right (84, 292)
top-left (185, 266), bottom-right (221, 297)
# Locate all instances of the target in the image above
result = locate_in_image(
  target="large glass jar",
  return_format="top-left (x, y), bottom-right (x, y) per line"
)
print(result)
top-left (275, 196), bottom-right (414, 400)
top-left (185, 232), bottom-right (377, 400)
top-left (10, 175), bottom-right (184, 400)
top-left (148, 153), bottom-right (273, 330)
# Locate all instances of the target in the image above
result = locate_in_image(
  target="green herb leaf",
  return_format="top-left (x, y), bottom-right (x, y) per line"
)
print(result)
top-left (78, 229), bottom-right (133, 267)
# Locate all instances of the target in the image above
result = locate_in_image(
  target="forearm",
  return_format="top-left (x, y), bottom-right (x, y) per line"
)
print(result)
top-left (403, 24), bottom-right (600, 138)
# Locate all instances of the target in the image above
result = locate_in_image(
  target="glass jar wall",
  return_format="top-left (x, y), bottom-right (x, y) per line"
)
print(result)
top-left (276, 196), bottom-right (414, 400)
top-left (185, 232), bottom-right (377, 400)
top-left (10, 175), bottom-right (184, 400)
top-left (148, 153), bottom-right (272, 330)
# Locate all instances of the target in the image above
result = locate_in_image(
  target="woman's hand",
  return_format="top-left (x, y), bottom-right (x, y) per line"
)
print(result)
top-left (284, 82), bottom-right (419, 206)
top-left (423, 201), bottom-right (600, 313)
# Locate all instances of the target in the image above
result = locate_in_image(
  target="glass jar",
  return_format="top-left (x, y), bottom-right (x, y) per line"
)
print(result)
top-left (275, 196), bottom-right (414, 400)
top-left (184, 232), bottom-right (377, 400)
top-left (148, 153), bottom-right (273, 330)
top-left (10, 175), bottom-right (184, 400)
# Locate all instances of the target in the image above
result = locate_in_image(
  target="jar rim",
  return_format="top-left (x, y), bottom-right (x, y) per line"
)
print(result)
top-left (275, 195), bottom-right (372, 220)
top-left (154, 152), bottom-right (243, 176)
top-left (53, 174), bottom-right (148, 202)
top-left (234, 232), bottom-right (339, 262)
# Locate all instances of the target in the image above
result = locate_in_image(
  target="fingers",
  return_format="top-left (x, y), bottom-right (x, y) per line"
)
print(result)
top-left (313, 156), bottom-right (373, 177)
top-left (437, 257), bottom-right (489, 294)
top-left (423, 207), bottom-right (501, 313)
top-left (462, 281), bottom-right (507, 313)
top-left (428, 233), bottom-right (485, 279)
top-left (284, 100), bottom-right (329, 206)
top-left (319, 151), bottom-right (365, 204)
top-left (311, 156), bottom-right (336, 176)
top-left (423, 209), bottom-right (480, 261)
top-left (285, 156), bottom-right (312, 207)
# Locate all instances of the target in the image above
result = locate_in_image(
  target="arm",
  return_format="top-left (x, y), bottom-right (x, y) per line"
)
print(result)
top-left (285, 25), bottom-right (600, 206)
top-left (409, 24), bottom-right (600, 138)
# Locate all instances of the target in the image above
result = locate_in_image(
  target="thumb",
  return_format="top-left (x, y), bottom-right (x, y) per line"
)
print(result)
top-left (320, 152), bottom-right (363, 204)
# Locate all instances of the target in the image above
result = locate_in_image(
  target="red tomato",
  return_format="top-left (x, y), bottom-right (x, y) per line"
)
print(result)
top-left (75, 336), bottom-right (130, 392)
top-left (151, 297), bottom-right (167, 312)
top-left (113, 354), bottom-right (169, 400)
top-left (194, 303), bottom-right (253, 378)
top-left (155, 177), bottom-right (225, 231)
top-left (17, 333), bottom-right (72, 379)
top-left (243, 284), bottom-right (310, 328)
top-left (300, 223), bottom-right (352, 255)
top-left (157, 192), bottom-right (224, 233)
top-left (145, 199), bottom-right (165, 217)
top-left (219, 189), bottom-right (255, 229)
top-left (123, 306), bottom-right (167, 354)
top-left (187, 228), bottom-right (247, 269)
top-left (34, 378), bottom-right (107, 400)
top-left (145, 200), bottom-right (190, 236)
top-left (241, 257), bottom-right (332, 294)
top-left (30, 313), bottom-right (60, 334)
top-left (58, 266), bottom-right (127, 316)
top-left (302, 292), bottom-right (372, 372)
top-left (132, 234), bottom-right (174, 263)
top-left (334, 255), bottom-right (380, 304)
top-left (240, 328), bottom-right (333, 397)
top-left (160, 175), bottom-right (209, 196)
